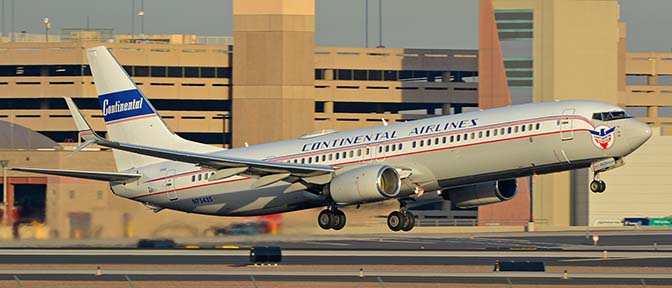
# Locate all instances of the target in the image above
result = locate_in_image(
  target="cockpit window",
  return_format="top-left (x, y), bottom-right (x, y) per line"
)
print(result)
top-left (592, 111), bottom-right (632, 121)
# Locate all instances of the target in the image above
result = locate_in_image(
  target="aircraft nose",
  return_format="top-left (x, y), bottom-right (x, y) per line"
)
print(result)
top-left (634, 120), bottom-right (652, 146)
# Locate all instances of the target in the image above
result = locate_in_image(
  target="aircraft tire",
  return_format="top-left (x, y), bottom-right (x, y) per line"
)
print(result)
top-left (590, 180), bottom-right (601, 193)
top-left (332, 210), bottom-right (346, 230)
top-left (318, 210), bottom-right (334, 230)
top-left (387, 211), bottom-right (404, 231)
top-left (401, 211), bottom-right (415, 232)
top-left (598, 180), bottom-right (606, 193)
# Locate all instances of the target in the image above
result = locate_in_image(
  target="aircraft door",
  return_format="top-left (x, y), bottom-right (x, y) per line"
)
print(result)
top-left (165, 169), bottom-right (178, 201)
top-left (560, 108), bottom-right (575, 140)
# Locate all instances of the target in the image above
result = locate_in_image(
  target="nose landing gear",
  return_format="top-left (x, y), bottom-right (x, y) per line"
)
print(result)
top-left (590, 173), bottom-right (606, 193)
top-left (387, 199), bottom-right (415, 232)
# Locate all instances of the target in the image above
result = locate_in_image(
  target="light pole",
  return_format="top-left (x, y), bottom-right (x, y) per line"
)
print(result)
top-left (1, 160), bottom-right (9, 226)
top-left (138, 0), bottom-right (145, 36)
top-left (43, 17), bottom-right (50, 42)
top-left (216, 113), bottom-right (230, 148)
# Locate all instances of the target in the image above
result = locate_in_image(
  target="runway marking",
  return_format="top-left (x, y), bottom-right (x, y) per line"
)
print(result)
top-left (560, 256), bottom-right (669, 262)
top-left (302, 241), bottom-right (350, 246)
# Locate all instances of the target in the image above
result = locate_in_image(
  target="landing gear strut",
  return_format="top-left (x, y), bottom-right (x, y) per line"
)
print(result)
top-left (590, 173), bottom-right (606, 193)
top-left (318, 207), bottom-right (346, 230)
top-left (387, 199), bottom-right (415, 232)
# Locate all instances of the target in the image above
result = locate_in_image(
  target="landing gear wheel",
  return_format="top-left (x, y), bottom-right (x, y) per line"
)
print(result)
top-left (332, 210), bottom-right (346, 230)
top-left (318, 210), bottom-right (335, 230)
top-left (590, 179), bottom-right (606, 193)
top-left (387, 211), bottom-right (405, 231)
top-left (401, 211), bottom-right (415, 232)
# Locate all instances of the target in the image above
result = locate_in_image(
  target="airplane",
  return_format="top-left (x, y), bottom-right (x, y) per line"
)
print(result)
top-left (11, 46), bottom-right (652, 232)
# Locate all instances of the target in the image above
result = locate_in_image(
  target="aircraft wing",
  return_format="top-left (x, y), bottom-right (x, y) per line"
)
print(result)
top-left (96, 139), bottom-right (334, 178)
top-left (10, 167), bottom-right (141, 183)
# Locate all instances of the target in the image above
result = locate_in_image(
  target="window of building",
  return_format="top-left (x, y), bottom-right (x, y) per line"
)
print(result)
top-left (369, 70), bottom-right (382, 81)
top-left (184, 67), bottom-right (199, 78)
top-left (384, 70), bottom-right (398, 81)
top-left (200, 67), bottom-right (215, 78)
top-left (134, 66), bottom-right (149, 77)
top-left (150, 66), bottom-right (166, 77)
top-left (167, 67), bottom-right (182, 78)
top-left (337, 69), bottom-right (353, 80)
top-left (353, 70), bottom-right (367, 81)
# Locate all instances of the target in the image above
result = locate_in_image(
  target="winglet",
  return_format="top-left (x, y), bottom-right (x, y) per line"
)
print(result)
top-left (64, 97), bottom-right (104, 142)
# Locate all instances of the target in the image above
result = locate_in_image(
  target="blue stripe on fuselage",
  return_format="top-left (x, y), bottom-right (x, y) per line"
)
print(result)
top-left (98, 89), bottom-right (155, 122)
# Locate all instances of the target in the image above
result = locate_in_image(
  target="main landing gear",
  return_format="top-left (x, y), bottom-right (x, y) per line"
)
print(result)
top-left (387, 199), bottom-right (415, 232)
top-left (590, 173), bottom-right (606, 193)
top-left (318, 207), bottom-right (346, 230)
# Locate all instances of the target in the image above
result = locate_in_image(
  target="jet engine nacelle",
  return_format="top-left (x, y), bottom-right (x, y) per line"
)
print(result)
top-left (441, 179), bottom-right (518, 208)
top-left (328, 164), bottom-right (401, 205)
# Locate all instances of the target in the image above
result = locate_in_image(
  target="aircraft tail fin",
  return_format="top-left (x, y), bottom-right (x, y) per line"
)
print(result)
top-left (85, 46), bottom-right (219, 171)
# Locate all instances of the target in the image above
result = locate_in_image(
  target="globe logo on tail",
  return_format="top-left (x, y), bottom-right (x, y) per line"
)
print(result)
top-left (589, 126), bottom-right (615, 149)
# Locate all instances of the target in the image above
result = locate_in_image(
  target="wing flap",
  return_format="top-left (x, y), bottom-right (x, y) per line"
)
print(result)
top-left (10, 167), bottom-right (141, 183)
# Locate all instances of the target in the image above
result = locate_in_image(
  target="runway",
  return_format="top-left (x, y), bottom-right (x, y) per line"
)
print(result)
top-left (0, 248), bottom-right (671, 267)
top-left (1, 267), bottom-right (672, 286)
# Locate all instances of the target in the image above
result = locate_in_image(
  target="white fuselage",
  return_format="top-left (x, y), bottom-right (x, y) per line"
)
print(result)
top-left (111, 100), bottom-right (651, 216)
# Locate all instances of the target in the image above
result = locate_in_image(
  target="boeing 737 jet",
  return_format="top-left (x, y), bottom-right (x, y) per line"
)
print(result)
top-left (12, 46), bottom-right (652, 232)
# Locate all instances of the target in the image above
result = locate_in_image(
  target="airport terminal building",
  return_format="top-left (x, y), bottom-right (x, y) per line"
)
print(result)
top-left (0, 0), bottom-right (669, 238)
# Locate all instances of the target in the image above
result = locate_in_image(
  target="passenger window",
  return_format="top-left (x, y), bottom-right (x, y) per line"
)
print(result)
top-left (357, 149), bottom-right (362, 156)
top-left (507, 127), bottom-right (512, 134)
top-left (398, 143), bottom-right (403, 150)
top-left (329, 154), bottom-right (333, 160)
top-left (426, 139), bottom-right (431, 146)
top-left (434, 138), bottom-right (439, 145)
top-left (456, 134), bottom-right (461, 141)
top-left (514, 126), bottom-right (519, 133)
top-left (378, 147), bottom-right (383, 153)
top-left (342, 151), bottom-right (347, 158)
top-left (349, 150), bottom-right (354, 157)
top-left (315, 156), bottom-right (319, 163)
top-left (192, 175), bottom-right (195, 182)
top-left (486, 130), bottom-right (490, 137)
top-left (335, 153), bottom-right (340, 160)
top-left (521, 125), bottom-right (526, 132)
top-left (500, 128), bottom-right (505, 135)
top-left (391, 145), bottom-right (396, 152)
top-left (442, 137), bottom-right (447, 144)
top-left (198, 174), bottom-right (202, 181)
top-left (536, 123), bottom-right (540, 130)
top-left (322, 155), bottom-right (326, 162)
top-left (420, 141), bottom-right (424, 147)
top-left (366, 148), bottom-right (370, 155)
top-left (470, 132), bottom-right (475, 139)
top-left (450, 135), bottom-right (454, 142)
top-left (493, 129), bottom-right (498, 136)
top-left (308, 157), bottom-right (312, 164)
top-left (464, 133), bottom-right (468, 140)
top-left (412, 141), bottom-right (416, 148)
top-left (385, 146), bottom-right (390, 152)
top-left (204, 173), bottom-right (209, 180)
top-left (301, 158), bottom-right (305, 164)
top-left (478, 131), bottom-right (483, 138)
top-left (528, 124), bottom-right (533, 131)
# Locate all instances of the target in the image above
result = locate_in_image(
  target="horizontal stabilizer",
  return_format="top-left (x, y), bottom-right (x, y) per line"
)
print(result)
top-left (10, 167), bottom-right (141, 183)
